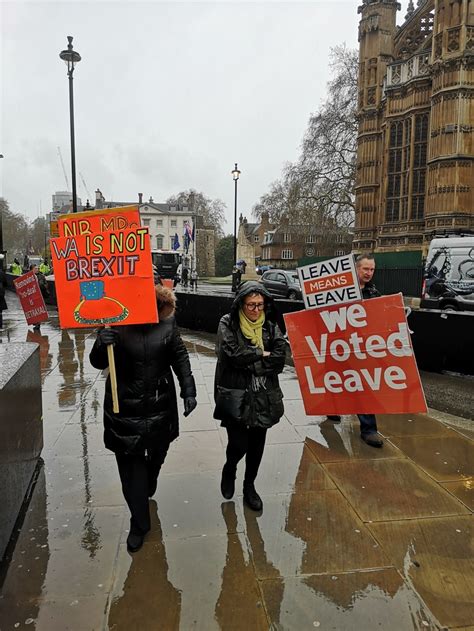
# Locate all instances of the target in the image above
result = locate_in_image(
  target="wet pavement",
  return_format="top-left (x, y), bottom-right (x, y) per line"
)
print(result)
top-left (0, 291), bottom-right (473, 631)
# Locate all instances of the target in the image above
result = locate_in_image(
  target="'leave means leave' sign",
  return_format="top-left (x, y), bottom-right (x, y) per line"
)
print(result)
top-left (297, 255), bottom-right (362, 310)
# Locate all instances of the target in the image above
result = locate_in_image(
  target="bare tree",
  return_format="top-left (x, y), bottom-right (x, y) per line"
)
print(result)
top-left (166, 189), bottom-right (226, 237)
top-left (0, 198), bottom-right (30, 258)
top-left (254, 45), bottom-right (357, 230)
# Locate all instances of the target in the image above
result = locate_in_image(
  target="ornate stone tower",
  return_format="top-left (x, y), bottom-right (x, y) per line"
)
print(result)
top-left (354, 0), bottom-right (401, 251)
top-left (426, 0), bottom-right (474, 237)
top-left (354, 0), bottom-right (474, 256)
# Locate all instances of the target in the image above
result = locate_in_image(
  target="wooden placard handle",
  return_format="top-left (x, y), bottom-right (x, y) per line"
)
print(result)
top-left (106, 331), bottom-right (120, 414)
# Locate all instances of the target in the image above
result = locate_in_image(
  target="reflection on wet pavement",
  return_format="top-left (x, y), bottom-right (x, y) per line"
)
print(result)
top-left (0, 291), bottom-right (473, 630)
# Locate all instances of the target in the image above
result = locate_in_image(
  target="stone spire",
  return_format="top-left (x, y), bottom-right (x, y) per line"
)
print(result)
top-left (405, 0), bottom-right (415, 19)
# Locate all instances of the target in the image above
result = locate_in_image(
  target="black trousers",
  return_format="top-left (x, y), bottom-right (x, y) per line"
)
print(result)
top-left (225, 425), bottom-right (267, 486)
top-left (115, 441), bottom-right (170, 535)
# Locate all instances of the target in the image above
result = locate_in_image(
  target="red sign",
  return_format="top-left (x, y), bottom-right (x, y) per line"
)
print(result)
top-left (51, 226), bottom-right (158, 329)
top-left (57, 204), bottom-right (141, 238)
top-left (284, 294), bottom-right (427, 415)
top-left (14, 271), bottom-right (48, 325)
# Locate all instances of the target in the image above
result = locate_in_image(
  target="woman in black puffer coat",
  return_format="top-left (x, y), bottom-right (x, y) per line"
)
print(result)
top-left (214, 281), bottom-right (287, 512)
top-left (90, 284), bottom-right (197, 552)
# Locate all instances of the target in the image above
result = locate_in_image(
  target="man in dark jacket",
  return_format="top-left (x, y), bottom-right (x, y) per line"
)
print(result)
top-left (327, 254), bottom-right (384, 447)
top-left (214, 282), bottom-right (287, 511)
top-left (90, 285), bottom-right (197, 552)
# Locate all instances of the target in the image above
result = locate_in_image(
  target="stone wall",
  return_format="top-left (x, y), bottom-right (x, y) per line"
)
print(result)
top-left (0, 343), bottom-right (43, 560)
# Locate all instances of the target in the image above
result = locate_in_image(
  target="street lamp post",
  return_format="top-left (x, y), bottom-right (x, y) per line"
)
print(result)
top-left (59, 36), bottom-right (81, 213)
top-left (231, 163), bottom-right (241, 265)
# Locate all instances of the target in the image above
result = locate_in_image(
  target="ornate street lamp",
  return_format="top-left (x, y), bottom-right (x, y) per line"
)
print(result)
top-left (231, 163), bottom-right (241, 265)
top-left (59, 36), bottom-right (81, 213)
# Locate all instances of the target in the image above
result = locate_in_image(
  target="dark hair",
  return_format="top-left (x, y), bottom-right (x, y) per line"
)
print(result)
top-left (355, 253), bottom-right (375, 265)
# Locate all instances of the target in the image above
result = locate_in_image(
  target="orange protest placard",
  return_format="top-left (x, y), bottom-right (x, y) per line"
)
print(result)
top-left (50, 226), bottom-right (158, 329)
top-left (284, 293), bottom-right (427, 415)
top-left (58, 205), bottom-right (141, 237)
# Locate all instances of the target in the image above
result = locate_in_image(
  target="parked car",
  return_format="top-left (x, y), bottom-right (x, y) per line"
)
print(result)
top-left (421, 236), bottom-right (474, 311)
top-left (260, 269), bottom-right (302, 300)
top-left (256, 264), bottom-right (274, 276)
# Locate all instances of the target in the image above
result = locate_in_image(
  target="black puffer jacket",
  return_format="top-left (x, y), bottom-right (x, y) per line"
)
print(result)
top-left (89, 286), bottom-right (196, 454)
top-left (362, 281), bottom-right (381, 299)
top-left (214, 281), bottom-right (287, 429)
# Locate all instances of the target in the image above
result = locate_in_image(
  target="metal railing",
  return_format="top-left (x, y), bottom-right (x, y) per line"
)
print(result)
top-left (373, 267), bottom-right (424, 297)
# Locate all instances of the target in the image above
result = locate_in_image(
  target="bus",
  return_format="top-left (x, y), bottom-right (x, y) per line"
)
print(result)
top-left (151, 250), bottom-right (181, 279)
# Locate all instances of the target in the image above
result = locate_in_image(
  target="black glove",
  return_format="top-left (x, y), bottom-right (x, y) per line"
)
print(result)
top-left (97, 327), bottom-right (119, 346)
top-left (183, 397), bottom-right (197, 417)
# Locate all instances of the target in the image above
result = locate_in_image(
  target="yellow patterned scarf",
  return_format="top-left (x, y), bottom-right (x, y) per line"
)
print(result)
top-left (239, 309), bottom-right (265, 350)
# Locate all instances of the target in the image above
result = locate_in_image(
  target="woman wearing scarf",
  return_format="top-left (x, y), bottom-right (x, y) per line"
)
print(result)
top-left (214, 282), bottom-right (287, 511)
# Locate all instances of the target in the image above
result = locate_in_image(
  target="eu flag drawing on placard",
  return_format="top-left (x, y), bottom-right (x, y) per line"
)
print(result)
top-left (172, 234), bottom-right (180, 251)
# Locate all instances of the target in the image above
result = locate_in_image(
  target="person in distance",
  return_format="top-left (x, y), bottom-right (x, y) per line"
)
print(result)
top-left (327, 253), bottom-right (384, 448)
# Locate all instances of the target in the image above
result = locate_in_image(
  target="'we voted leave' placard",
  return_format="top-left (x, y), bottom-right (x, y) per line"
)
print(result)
top-left (284, 293), bottom-right (427, 415)
top-left (297, 255), bottom-right (362, 310)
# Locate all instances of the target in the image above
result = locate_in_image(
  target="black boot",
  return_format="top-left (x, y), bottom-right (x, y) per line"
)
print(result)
top-left (127, 531), bottom-right (145, 553)
top-left (243, 483), bottom-right (263, 512)
top-left (221, 463), bottom-right (236, 500)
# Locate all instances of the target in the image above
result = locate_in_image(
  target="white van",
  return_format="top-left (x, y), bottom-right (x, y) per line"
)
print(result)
top-left (422, 236), bottom-right (474, 311)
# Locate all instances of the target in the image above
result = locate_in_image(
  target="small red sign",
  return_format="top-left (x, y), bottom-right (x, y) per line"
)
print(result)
top-left (14, 271), bottom-right (48, 325)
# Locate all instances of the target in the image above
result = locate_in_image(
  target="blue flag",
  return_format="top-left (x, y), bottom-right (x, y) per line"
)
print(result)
top-left (172, 234), bottom-right (180, 250)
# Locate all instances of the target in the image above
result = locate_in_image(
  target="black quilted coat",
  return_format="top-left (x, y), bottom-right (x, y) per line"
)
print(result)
top-left (214, 282), bottom-right (287, 429)
top-left (89, 286), bottom-right (196, 454)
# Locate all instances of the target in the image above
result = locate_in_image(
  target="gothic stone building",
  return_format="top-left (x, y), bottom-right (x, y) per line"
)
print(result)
top-left (354, 0), bottom-right (474, 255)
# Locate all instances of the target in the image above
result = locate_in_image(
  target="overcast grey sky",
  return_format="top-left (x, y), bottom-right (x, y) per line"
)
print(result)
top-left (1, 1), bottom-right (410, 230)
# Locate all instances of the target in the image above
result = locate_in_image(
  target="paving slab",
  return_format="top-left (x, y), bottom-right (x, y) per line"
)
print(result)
top-left (390, 433), bottom-right (474, 482)
top-left (376, 412), bottom-right (453, 437)
top-left (368, 516), bottom-right (474, 629)
top-left (247, 490), bottom-right (389, 576)
top-left (325, 458), bottom-right (470, 522)
top-left (261, 569), bottom-right (443, 631)
top-left (299, 420), bottom-right (404, 462)
top-left (441, 480), bottom-right (474, 511)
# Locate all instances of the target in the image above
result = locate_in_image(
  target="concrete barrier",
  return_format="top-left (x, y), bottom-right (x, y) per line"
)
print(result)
top-left (407, 308), bottom-right (474, 375)
top-left (6, 276), bottom-right (474, 376)
top-left (0, 343), bottom-right (43, 560)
